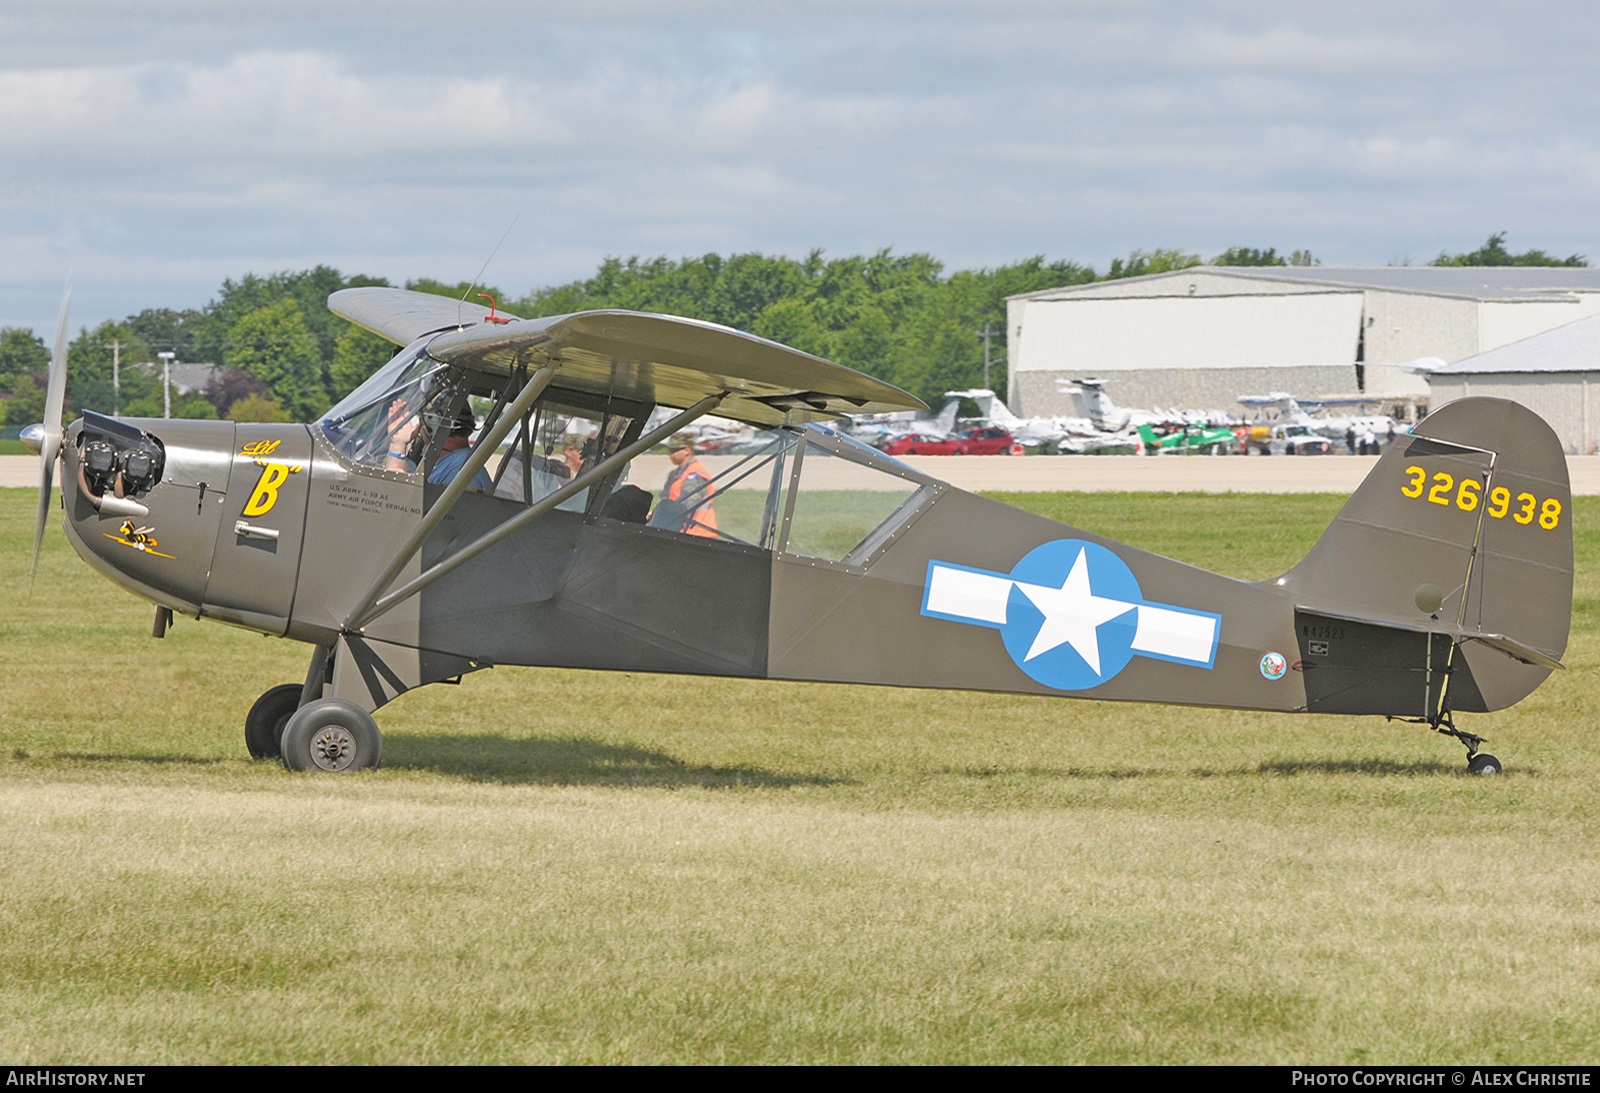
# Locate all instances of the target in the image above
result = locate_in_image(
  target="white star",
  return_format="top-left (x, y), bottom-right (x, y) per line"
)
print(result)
top-left (1014, 548), bottom-right (1136, 673)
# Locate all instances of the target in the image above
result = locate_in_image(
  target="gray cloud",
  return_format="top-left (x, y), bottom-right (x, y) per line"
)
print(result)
top-left (3, 1), bottom-right (1598, 333)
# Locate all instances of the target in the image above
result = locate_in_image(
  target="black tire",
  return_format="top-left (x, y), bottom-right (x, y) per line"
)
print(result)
top-left (280, 698), bottom-right (383, 773)
top-left (1468, 753), bottom-right (1502, 776)
top-left (245, 683), bottom-right (303, 760)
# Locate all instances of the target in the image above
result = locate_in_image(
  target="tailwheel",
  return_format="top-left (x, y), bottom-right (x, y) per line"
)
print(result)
top-left (245, 683), bottom-right (304, 760)
top-left (1422, 709), bottom-right (1503, 774)
top-left (1467, 753), bottom-right (1502, 776)
top-left (280, 698), bottom-right (383, 773)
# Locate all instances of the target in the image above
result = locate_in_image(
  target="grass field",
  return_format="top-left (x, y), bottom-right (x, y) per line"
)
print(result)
top-left (2, 487), bottom-right (1597, 1064)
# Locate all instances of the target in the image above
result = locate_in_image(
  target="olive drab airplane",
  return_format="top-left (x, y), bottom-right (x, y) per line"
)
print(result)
top-left (25, 285), bottom-right (1572, 775)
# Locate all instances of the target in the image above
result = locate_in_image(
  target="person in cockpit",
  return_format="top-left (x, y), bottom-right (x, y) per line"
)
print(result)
top-left (384, 403), bottom-right (492, 491)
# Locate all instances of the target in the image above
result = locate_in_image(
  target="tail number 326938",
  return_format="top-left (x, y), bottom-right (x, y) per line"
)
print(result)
top-left (1401, 467), bottom-right (1560, 529)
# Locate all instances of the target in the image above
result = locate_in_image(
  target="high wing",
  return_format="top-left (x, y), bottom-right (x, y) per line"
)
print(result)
top-left (330, 287), bottom-right (927, 427)
top-left (330, 286), bottom-right (508, 345)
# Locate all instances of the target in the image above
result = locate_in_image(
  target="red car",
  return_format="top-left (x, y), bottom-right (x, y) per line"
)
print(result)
top-left (959, 426), bottom-right (1022, 455)
top-left (884, 432), bottom-right (969, 456)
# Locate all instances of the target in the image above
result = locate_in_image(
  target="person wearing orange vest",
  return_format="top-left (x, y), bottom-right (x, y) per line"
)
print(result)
top-left (649, 432), bottom-right (718, 537)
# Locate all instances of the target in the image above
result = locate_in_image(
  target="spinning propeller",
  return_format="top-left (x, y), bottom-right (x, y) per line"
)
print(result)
top-left (25, 279), bottom-right (70, 591)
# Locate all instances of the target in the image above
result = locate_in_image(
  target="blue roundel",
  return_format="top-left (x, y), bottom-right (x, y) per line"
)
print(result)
top-left (999, 539), bottom-right (1142, 691)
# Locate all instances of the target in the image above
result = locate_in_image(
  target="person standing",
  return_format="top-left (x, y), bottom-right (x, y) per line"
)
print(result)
top-left (649, 433), bottom-right (718, 537)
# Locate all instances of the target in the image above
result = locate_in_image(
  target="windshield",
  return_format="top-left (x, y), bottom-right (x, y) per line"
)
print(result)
top-left (318, 345), bottom-right (452, 469)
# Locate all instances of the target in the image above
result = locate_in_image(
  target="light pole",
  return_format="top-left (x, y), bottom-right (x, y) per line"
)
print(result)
top-left (158, 351), bottom-right (175, 417)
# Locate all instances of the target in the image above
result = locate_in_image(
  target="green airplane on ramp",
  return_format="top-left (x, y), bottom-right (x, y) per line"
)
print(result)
top-left (23, 284), bottom-right (1571, 776)
top-left (1135, 421), bottom-right (1238, 455)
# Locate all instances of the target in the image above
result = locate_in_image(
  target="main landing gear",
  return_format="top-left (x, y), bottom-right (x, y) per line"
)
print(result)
top-left (245, 684), bottom-right (303, 761)
top-left (245, 686), bottom-right (383, 772)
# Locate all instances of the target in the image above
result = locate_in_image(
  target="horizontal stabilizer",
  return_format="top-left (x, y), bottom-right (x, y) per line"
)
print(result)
top-left (1299, 605), bottom-right (1565, 671)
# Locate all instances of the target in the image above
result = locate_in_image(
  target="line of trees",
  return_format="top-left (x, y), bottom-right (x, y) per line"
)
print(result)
top-left (0, 234), bottom-right (1587, 427)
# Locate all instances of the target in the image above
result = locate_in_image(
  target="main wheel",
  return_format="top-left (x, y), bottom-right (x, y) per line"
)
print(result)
top-left (1468, 752), bottom-right (1502, 776)
top-left (280, 698), bottom-right (383, 773)
top-left (245, 683), bottom-right (304, 760)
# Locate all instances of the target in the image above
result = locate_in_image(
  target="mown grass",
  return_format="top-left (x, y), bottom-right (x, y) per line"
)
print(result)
top-left (1, 488), bottom-right (1597, 1064)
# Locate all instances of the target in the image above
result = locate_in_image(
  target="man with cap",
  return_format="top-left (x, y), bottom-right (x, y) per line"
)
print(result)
top-left (648, 432), bottom-right (718, 537)
top-left (386, 403), bottom-right (492, 491)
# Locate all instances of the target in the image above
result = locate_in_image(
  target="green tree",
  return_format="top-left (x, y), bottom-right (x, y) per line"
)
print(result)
top-left (227, 394), bottom-right (290, 423)
top-left (3, 374), bottom-right (44, 426)
top-left (750, 298), bottom-right (829, 357)
top-left (513, 250), bottom-right (1093, 404)
top-left (66, 321), bottom-right (155, 416)
top-left (126, 308), bottom-right (214, 364)
top-left (330, 325), bottom-right (397, 400)
top-left (406, 278), bottom-right (509, 315)
top-left (1102, 248), bottom-right (1202, 279)
top-left (1431, 232), bottom-right (1587, 267)
top-left (209, 267), bottom-right (391, 402)
top-left (0, 327), bottom-right (48, 394)
top-left (121, 387), bottom-right (216, 419)
top-left (227, 299), bottom-right (328, 421)
top-left (1213, 246), bottom-right (1286, 267)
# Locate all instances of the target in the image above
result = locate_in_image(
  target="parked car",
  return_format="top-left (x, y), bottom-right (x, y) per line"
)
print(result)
top-left (958, 426), bottom-right (1022, 455)
top-left (884, 433), bottom-right (970, 456)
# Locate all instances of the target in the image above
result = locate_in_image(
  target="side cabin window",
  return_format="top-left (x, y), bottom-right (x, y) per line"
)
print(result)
top-left (487, 393), bottom-right (642, 515)
top-left (321, 357), bottom-right (935, 569)
top-left (639, 427), bottom-right (800, 547)
top-left (775, 426), bottom-right (932, 566)
top-left (617, 422), bottom-right (934, 568)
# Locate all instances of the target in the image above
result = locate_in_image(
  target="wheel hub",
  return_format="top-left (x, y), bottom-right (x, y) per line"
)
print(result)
top-left (310, 726), bottom-right (356, 772)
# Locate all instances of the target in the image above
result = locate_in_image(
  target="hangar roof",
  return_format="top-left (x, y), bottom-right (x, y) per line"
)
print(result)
top-left (1431, 313), bottom-right (1600, 375)
top-left (1011, 266), bottom-right (1600, 304)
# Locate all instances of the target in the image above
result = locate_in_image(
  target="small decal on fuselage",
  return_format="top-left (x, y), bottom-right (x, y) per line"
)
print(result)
top-left (1260, 652), bottom-right (1287, 680)
top-left (104, 519), bottom-right (173, 558)
top-left (239, 439), bottom-right (282, 457)
top-left (921, 538), bottom-right (1221, 691)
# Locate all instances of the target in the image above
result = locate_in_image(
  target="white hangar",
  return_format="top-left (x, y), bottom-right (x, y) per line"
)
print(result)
top-left (1427, 313), bottom-right (1600, 454)
top-left (1006, 266), bottom-right (1600, 419)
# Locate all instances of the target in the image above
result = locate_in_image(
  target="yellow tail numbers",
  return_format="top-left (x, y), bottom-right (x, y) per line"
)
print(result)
top-left (1401, 466), bottom-right (1560, 529)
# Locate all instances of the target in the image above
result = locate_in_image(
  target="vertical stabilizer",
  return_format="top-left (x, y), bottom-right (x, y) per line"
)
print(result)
top-left (1284, 398), bottom-right (1571, 713)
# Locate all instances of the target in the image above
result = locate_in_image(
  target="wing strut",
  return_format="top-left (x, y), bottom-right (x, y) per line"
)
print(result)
top-left (346, 393), bottom-right (724, 631)
top-left (341, 363), bottom-right (557, 631)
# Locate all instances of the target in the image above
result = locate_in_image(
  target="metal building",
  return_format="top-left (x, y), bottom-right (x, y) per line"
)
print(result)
top-left (1427, 313), bottom-right (1600, 454)
top-left (1006, 267), bottom-right (1600, 418)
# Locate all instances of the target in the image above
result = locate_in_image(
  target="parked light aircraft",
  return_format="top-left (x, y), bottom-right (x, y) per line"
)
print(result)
top-left (845, 394), bottom-right (960, 447)
top-left (1059, 378), bottom-right (1239, 432)
top-left (26, 286), bottom-right (1571, 775)
top-left (1239, 393), bottom-right (1398, 446)
top-left (1134, 421), bottom-right (1237, 455)
top-left (943, 388), bottom-right (1137, 455)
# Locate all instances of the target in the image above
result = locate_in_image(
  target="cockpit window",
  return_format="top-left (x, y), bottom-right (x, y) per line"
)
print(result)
top-left (490, 397), bottom-right (637, 513)
top-left (318, 347), bottom-right (450, 470)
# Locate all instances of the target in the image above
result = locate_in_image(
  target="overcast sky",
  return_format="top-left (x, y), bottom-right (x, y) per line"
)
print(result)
top-left (4, 0), bottom-right (1598, 335)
